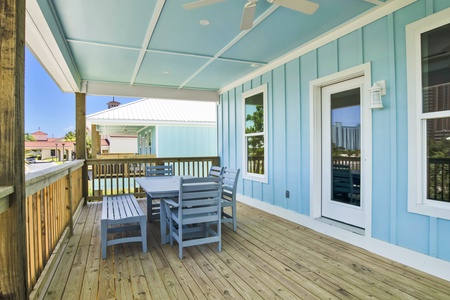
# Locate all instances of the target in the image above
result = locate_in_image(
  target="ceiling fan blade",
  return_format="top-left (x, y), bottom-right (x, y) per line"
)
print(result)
top-left (240, 1), bottom-right (257, 30)
top-left (183, 0), bottom-right (226, 10)
top-left (269, 0), bottom-right (319, 15)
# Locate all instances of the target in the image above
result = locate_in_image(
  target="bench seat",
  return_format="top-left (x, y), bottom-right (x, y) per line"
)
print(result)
top-left (101, 194), bottom-right (147, 259)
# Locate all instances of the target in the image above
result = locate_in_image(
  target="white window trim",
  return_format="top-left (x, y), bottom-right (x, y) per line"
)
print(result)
top-left (242, 84), bottom-right (268, 183)
top-left (406, 7), bottom-right (450, 220)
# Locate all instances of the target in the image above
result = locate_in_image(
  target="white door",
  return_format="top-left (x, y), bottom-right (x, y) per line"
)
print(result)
top-left (321, 77), bottom-right (365, 228)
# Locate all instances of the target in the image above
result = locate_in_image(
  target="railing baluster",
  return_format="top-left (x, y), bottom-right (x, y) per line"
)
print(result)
top-left (85, 156), bottom-right (220, 201)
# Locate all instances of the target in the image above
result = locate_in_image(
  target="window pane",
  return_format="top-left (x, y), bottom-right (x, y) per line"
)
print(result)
top-left (247, 136), bottom-right (264, 174)
top-left (427, 118), bottom-right (450, 202)
top-left (245, 92), bottom-right (264, 133)
top-left (421, 23), bottom-right (450, 113)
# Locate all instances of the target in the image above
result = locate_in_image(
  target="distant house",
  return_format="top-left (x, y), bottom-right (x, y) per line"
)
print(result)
top-left (25, 131), bottom-right (75, 161)
top-left (86, 98), bottom-right (217, 157)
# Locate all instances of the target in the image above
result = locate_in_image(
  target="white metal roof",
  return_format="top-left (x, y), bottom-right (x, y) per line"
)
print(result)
top-left (87, 98), bottom-right (217, 129)
top-left (87, 98), bottom-right (217, 124)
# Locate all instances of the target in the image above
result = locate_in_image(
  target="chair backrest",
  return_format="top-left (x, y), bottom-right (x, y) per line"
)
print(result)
top-left (222, 168), bottom-right (240, 202)
top-left (146, 165), bottom-right (173, 177)
top-left (208, 166), bottom-right (223, 177)
top-left (177, 177), bottom-right (222, 224)
top-left (332, 164), bottom-right (352, 194)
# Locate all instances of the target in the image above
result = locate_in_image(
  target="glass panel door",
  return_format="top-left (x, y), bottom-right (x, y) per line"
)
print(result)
top-left (321, 77), bottom-right (365, 228)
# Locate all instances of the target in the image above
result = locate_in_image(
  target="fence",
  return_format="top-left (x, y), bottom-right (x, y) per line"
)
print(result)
top-left (25, 160), bottom-right (84, 295)
top-left (428, 158), bottom-right (450, 202)
top-left (86, 156), bottom-right (220, 201)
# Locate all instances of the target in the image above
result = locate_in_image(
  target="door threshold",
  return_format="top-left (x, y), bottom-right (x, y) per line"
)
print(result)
top-left (316, 217), bottom-right (365, 235)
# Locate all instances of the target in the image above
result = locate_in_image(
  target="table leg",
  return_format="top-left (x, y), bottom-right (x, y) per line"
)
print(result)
top-left (160, 199), bottom-right (167, 244)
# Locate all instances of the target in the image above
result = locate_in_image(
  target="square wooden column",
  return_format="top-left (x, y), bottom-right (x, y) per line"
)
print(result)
top-left (0, 0), bottom-right (27, 298)
top-left (91, 124), bottom-right (100, 158)
top-left (75, 93), bottom-right (89, 203)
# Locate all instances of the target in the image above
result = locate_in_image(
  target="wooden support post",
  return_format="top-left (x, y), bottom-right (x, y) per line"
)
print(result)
top-left (75, 93), bottom-right (89, 204)
top-left (0, 0), bottom-right (27, 298)
top-left (91, 124), bottom-right (100, 159)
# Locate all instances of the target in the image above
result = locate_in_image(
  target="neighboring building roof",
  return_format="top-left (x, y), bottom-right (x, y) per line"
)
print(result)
top-left (101, 139), bottom-right (109, 146)
top-left (87, 98), bottom-right (216, 125)
top-left (25, 140), bottom-right (75, 148)
top-left (32, 130), bottom-right (48, 135)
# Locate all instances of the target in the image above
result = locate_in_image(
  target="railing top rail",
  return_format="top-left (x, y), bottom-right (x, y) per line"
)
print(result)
top-left (87, 156), bottom-right (220, 164)
top-left (25, 160), bottom-right (84, 197)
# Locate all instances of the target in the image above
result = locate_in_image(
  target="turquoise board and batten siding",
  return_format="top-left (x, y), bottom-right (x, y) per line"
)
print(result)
top-left (157, 126), bottom-right (217, 157)
top-left (218, 0), bottom-right (450, 262)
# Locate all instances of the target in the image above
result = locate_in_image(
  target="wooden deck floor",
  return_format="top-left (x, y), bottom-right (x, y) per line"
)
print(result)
top-left (41, 200), bottom-right (450, 300)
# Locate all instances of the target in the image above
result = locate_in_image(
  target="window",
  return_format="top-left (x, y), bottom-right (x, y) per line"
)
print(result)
top-left (407, 8), bottom-right (450, 219)
top-left (242, 84), bottom-right (268, 183)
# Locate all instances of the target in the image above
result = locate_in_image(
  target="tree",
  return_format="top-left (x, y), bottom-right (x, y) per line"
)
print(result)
top-left (64, 130), bottom-right (76, 142)
top-left (246, 105), bottom-right (265, 174)
top-left (25, 132), bottom-right (36, 141)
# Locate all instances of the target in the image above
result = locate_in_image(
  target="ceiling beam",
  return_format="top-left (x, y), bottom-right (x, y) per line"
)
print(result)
top-left (84, 81), bottom-right (219, 102)
top-left (26, 0), bottom-right (80, 92)
top-left (66, 39), bottom-right (267, 65)
top-left (130, 0), bottom-right (166, 85)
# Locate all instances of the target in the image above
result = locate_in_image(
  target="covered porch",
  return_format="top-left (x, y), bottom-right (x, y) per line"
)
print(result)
top-left (3, 0), bottom-right (450, 298)
top-left (34, 200), bottom-right (450, 299)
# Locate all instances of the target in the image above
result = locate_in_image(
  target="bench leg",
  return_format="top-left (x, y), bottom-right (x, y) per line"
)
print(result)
top-left (101, 219), bottom-right (108, 259)
top-left (147, 194), bottom-right (152, 222)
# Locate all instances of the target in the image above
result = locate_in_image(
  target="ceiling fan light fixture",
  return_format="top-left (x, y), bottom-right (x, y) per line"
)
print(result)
top-left (199, 19), bottom-right (210, 26)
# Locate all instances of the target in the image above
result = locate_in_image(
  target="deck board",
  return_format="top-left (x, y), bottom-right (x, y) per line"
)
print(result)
top-left (40, 200), bottom-right (450, 300)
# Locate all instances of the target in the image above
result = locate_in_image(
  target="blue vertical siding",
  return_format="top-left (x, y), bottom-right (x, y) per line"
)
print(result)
top-left (157, 126), bottom-right (217, 157)
top-left (338, 31), bottom-right (363, 71)
top-left (218, 0), bottom-right (450, 262)
top-left (261, 72), bottom-right (274, 204)
top-left (273, 65), bottom-right (287, 208)
top-left (299, 52), bottom-right (317, 215)
top-left (285, 59), bottom-right (301, 213)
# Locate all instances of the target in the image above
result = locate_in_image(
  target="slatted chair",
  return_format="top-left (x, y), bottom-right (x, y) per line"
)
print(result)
top-left (208, 165), bottom-right (223, 177)
top-left (221, 168), bottom-right (240, 232)
top-left (332, 164), bottom-right (360, 204)
top-left (145, 164), bottom-right (173, 222)
top-left (164, 176), bottom-right (222, 259)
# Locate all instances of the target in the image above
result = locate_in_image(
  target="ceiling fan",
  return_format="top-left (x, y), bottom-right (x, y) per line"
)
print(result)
top-left (183, 0), bottom-right (320, 30)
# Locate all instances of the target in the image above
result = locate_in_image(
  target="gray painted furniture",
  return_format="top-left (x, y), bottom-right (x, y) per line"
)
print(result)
top-left (145, 165), bottom-right (173, 222)
top-left (332, 164), bottom-right (360, 204)
top-left (135, 175), bottom-right (193, 244)
top-left (101, 194), bottom-right (147, 259)
top-left (164, 176), bottom-right (222, 259)
top-left (208, 165), bottom-right (223, 177)
top-left (221, 168), bottom-right (240, 231)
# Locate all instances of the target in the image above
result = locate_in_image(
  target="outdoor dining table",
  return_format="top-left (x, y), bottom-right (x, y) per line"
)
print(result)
top-left (135, 176), bottom-right (193, 244)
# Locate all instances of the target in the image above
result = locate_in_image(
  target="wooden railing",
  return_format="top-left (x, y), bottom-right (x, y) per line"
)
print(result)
top-left (25, 160), bottom-right (84, 296)
top-left (332, 156), bottom-right (360, 170)
top-left (86, 156), bottom-right (220, 201)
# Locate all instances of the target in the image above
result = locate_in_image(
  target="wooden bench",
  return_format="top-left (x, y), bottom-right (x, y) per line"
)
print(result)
top-left (101, 194), bottom-right (147, 259)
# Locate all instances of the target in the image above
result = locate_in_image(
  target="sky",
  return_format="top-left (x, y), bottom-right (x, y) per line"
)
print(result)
top-left (25, 47), bottom-right (139, 138)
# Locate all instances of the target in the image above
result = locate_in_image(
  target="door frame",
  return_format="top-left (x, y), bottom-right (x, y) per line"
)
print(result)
top-left (309, 63), bottom-right (372, 236)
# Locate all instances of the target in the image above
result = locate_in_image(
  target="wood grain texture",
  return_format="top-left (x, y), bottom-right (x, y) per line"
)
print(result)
top-left (36, 200), bottom-right (450, 299)
top-left (0, 0), bottom-right (26, 298)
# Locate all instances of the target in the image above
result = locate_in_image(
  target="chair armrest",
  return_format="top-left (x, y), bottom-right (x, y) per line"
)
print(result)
top-left (163, 198), bottom-right (179, 207)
